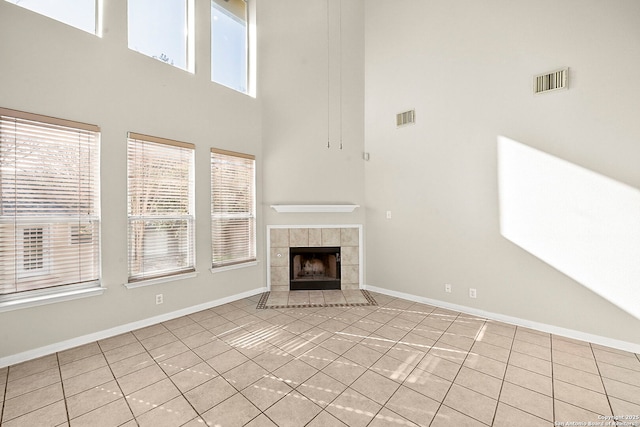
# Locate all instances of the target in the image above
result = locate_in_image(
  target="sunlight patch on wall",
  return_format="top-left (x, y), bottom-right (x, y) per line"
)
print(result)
top-left (498, 136), bottom-right (640, 320)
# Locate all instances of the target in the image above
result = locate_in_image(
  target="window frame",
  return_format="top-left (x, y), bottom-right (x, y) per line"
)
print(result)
top-left (126, 132), bottom-right (196, 285)
top-left (210, 147), bottom-right (256, 270)
top-left (0, 107), bottom-right (103, 312)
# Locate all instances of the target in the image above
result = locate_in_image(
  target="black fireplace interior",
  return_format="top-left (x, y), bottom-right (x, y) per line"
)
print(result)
top-left (289, 247), bottom-right (341, 290)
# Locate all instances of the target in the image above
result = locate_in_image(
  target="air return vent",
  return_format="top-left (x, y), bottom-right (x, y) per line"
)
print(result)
top-left (534, 68), bottom-right (568, 94)
top-left (396, 109), bottom-right (415, 127)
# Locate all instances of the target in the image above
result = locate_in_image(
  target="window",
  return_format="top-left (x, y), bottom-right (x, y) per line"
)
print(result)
top-left (127, 133), bottom-right (195, 282)
top-left (5, 0), bottom-right (100, 35)
top-left (211, 0), bottom-right (248, 93)
top-left (211, 148), bottom-right (256, 268)
top-left (0, 108), bottom-right (101, 298)
top-left (128, 0), bottom-right (194, 72)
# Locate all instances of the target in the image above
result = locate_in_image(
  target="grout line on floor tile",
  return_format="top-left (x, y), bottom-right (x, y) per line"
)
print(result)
top-left (590, 341), bottom-right (615, 417)
top-left (491, 322), bottom-right (518, 426)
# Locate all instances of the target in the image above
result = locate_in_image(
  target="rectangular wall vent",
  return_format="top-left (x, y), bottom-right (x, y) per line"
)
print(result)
top-left (396, 109), bottom-right (416, 127)
top-left (534, 68), bottom-right (568, 94)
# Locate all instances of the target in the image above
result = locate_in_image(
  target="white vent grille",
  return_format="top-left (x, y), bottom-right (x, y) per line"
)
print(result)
top-left (396, 109), bottom-right (415, 127)
top-left (534, 68), bottom-right (568, 94)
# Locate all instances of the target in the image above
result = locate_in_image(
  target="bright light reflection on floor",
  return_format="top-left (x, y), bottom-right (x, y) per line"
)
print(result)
top-left (498, 136), bottom-right (640, 320)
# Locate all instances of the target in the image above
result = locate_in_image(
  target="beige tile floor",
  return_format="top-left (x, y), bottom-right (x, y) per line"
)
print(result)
top-left (1, 291), bottom-right (640, 427)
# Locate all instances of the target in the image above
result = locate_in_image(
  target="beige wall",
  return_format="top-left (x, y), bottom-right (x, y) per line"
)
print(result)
top-left (363, 0), bottom-right (640, 345)
top-left (259, 0), bottom-right (366, 228)
top-left (0, 1), bottom-right (264, 360)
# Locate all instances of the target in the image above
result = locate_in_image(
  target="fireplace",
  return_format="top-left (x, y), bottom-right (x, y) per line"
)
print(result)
top-left (268, 226), bottom-right (361, 292)
top-left (290, 247), bottom-right (341, 290)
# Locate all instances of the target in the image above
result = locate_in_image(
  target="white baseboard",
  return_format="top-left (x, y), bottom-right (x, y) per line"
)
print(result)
top-left (365, 285), bottom-right (640, 354)
top-left (0, 287), bottom-right (267, 369)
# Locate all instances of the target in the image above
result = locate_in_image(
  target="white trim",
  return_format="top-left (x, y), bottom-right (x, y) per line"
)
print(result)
top-left (365, 285), bottom-right (640, 354)
top-left (266, 224), bottom-right (363, 291)
top-left (0, 286), bottom-right (266, 368)
top-left (270, 205), bottom-right (360, 213)
top-left (0, 285), bottom-right (106, 313)
top-left (210, 260), bottom-right (259, 274)
top-left (186, 0), bottom-right (195, 74)
top-left (124, 271), bottom-right (198, 289)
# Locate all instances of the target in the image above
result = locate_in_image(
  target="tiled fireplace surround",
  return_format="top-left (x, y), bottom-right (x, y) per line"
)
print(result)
top-left (268, 226), bottom-right (362, 292)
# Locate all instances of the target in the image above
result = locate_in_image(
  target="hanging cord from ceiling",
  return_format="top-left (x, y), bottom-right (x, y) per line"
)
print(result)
top-left (339, 0), bottom-right (343, 150)
top-left (326, 0), bottom-right (331, 149)
top-left (326, 0), bottom-right (344, 150)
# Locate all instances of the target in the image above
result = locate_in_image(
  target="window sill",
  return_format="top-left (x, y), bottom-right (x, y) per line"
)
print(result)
top-left (124, 271), bottom-right (198, 289)
top-left (210, 260), bottom-right (259, 274)
top-left (0, 285), bottom-right (106, 313)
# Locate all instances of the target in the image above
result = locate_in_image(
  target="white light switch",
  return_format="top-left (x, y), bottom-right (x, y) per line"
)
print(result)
top-left (386, 211), bottom-right (392, 219)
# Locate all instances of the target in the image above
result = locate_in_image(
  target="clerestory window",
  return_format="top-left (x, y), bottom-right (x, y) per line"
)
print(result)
top-left (211, 0), bottom-right (249, 94)
top-left (4, 0), bottom-right (101, 35)
top-left (127, 0), bottom-right (194, 72)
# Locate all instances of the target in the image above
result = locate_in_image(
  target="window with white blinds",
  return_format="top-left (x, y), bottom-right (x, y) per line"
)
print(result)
top-left (127, 133), bottom-right (195, 282)
top-left (211, 148), bottom-right (256, 268)
top-left (0, 108), bottom-right (101, 298)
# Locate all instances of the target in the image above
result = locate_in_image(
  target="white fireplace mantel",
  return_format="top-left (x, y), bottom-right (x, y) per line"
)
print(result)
top-left (270, 204), bottom-right (360, 213)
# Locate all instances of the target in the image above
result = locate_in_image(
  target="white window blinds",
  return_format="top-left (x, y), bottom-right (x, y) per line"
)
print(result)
top-left (0, 108), bottom-right (100, 297)
top-left (211, 148), bottom-right (256, 268)
top-left (127, 133), bottom-right (195, 282)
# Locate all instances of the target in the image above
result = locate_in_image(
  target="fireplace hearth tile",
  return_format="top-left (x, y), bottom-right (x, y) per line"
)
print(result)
top-left (309, 291), bottom-right (325, 305)
top-left (271, 285), bottom-right (288, 293)
top-left (288, 291), bottom-right (310, 305)
top-left (343, 290), bottom-right (368, 304)
top-left (257, 290), bottom-right (377, 310)
top-left (322, 291), bottom-right (347, 305)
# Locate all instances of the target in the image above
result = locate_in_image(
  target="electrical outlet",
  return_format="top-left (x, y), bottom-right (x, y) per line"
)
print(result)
top-left (469, 288), bottom-right (477, 298)
top-left (155, 294), bottom-right (163, 305)
top-left (386, 211), bottom-right (392, 219)
top-left (445, 284), bottom-right (452, 293)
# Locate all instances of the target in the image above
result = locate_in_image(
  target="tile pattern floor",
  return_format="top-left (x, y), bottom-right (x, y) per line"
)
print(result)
top-left (1, 291), bottom-right (640, 427)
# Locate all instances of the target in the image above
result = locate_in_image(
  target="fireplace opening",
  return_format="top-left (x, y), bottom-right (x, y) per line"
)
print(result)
top-left (290, 247), bottom-right (341, 290)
